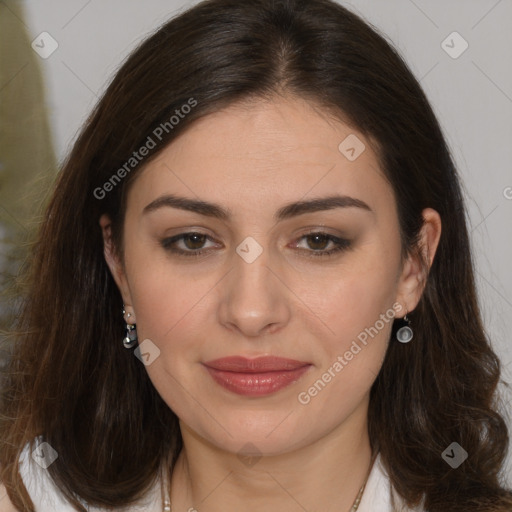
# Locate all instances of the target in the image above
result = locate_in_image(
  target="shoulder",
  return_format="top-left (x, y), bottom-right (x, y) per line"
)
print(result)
top-left (358, 453), bottom-right (425, 512)
top-left (17, 442), bottom-right (83, 512)
top-left (17, 440), bottom-right (163, 512)
top-left (0, 483), bottom-right (18, 512)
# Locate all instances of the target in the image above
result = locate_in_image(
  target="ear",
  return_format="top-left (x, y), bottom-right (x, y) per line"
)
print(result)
top-left (99, 214), bottom-right (135, 319)
top-left (395, 208), bottom-right (442, 316)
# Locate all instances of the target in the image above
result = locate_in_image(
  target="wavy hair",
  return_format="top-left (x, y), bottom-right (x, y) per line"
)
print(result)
top-left (1, 0), bottom-right (511, 510)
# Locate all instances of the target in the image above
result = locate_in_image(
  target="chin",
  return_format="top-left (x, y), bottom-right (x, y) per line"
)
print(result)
top-left (187, 410), bottom-right (322, 457)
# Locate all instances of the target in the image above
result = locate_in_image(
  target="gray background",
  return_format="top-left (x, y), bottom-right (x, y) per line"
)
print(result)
top-left (5, 0), bottom-right (512, 482)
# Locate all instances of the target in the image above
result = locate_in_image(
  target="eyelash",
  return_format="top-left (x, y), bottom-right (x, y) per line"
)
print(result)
top-left (160, 231), bottom-right (352, 259)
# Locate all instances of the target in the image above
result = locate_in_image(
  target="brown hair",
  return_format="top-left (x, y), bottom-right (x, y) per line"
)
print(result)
top-left (1, 0), bottom-right (511, 510)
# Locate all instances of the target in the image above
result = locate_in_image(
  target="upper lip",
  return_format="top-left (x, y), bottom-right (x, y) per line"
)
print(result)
top-left (203, 356), bottom-right (310, 373)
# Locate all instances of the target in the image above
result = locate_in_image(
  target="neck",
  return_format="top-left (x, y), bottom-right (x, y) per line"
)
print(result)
top-left (169, 397), bottom-right (373, 512)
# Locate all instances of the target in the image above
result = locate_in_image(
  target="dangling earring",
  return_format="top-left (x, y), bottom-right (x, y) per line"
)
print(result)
top-left (122, 306), bottom-right (138, 349)
top-left (396, 311), bottom-right (413, 343)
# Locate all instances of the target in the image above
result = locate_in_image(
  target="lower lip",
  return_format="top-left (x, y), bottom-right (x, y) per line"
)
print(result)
top-left (203, 365), bottom-right (312, 397)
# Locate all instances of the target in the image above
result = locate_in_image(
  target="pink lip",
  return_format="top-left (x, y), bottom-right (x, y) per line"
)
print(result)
top-left (202, 356), bottom-right (312, 396)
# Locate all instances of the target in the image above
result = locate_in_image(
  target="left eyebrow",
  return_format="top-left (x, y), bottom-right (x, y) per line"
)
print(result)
top-left (142, 193), bottom-right (374, 221)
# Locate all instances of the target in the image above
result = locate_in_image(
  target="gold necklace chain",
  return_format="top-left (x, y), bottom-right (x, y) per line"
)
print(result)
top-left (161, 453), bottom-right (376, 512)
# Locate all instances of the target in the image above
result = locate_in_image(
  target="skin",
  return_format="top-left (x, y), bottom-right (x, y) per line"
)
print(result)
top-left (0, 486), bottom-right (16, 512)
top-left (100, 94), bottom-right (442, 512)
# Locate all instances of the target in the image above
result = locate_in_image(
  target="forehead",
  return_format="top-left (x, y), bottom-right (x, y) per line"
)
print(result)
top-left (127, 95), bottom-right (395, 222)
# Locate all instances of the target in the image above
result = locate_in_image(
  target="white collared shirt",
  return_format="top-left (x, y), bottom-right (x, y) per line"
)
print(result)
top-left (357, 455), bottom-right (425, 511)
top-left (19, 443), bottom-right (424, 511)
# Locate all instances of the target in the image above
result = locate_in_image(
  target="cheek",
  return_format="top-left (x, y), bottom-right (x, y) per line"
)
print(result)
top-left (299, 245), bottom-right (399, 400)
top-left (310, 247), bottom-right (400, 345)
top-left (125, 258), bottom-right (208, 413)
top-left (296, 267), bottom-right (396, 418)
top-left (123, 237), bottom-right (204, 337)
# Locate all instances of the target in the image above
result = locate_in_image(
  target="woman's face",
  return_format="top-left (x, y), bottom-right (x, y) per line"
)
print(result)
top-left (103, 95), bottom-right (436, 456)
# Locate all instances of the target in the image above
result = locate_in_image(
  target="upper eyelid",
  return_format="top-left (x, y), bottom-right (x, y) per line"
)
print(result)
top-left (164, 228), bottom-right (344, 240)
top-left (162, 230), bottom-right (348, 249)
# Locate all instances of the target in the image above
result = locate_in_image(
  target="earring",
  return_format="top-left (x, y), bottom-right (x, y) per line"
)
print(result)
top-left (122, 306), bottom-right (138, 349)
top-left (396, 312), bottom-right (413, 343)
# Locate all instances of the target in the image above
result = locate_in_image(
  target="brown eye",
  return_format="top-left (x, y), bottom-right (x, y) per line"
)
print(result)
top-left (161, 232), bottom-right (217, 256)
top-left (181, 233), bottom-right (208, 250)
top-left (161, 231), bottom-right (352, 259)
top-left (304, 233), bottom-right (331, 251)
top-left (294, 232), bottom-right (352, 258)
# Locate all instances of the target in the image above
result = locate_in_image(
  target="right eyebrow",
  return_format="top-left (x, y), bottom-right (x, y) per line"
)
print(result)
top-left (142, 193), bottom-right (374, 221)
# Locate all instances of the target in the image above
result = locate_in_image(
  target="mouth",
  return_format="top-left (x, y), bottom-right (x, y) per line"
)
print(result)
top-left (202, 356), bottom-right (312, 397)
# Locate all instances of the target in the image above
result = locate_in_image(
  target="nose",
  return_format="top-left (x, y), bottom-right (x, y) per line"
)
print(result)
top-left (218, 242), bottom-right (291, 338)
